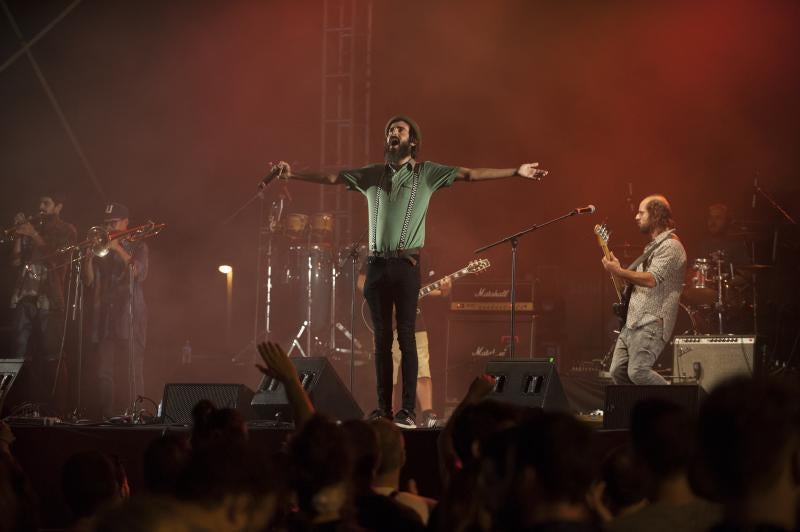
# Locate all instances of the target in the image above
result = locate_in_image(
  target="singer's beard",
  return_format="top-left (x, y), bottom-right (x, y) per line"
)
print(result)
top-left (384, 140), bottom-right (412, 165)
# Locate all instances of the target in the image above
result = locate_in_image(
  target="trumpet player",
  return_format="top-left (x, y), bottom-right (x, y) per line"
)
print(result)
top-left (84, 203), bottom-right (149, 418)
top-left (9, 194), bottom-right (76, 405)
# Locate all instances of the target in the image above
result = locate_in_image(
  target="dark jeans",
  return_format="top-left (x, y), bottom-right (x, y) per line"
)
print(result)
top-left (363, 256), bottom-right (420, 413)
top-left (97, 337), bottom-right (145, 417)
top-left (13, 297), bottom-right (50, 359)
top-left (11, 298), bottom-right (52, 405)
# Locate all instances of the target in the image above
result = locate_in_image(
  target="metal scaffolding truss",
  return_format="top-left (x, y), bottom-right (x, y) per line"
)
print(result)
top-left (318, 0), bottom-right (373, 242)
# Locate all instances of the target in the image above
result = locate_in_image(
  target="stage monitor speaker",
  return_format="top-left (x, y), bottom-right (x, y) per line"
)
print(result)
top-left (484, 359), bottom-right (570, 411)
top-left (445, 314), bottom-right (535, 404)
top-left (161, 383), bottom-right (255, 425)
top-left (0, 358), bottom-right (24, 408)
top-left (603, 384), bottom-right (705, 429)
top-left (251, 357), bottom-right (363, 422)
top-left (673, 335), bottom-right (756, 392)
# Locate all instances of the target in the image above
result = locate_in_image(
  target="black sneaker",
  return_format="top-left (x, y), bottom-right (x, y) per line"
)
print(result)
top-left (421, 410), bottom-right (441, 428)
top-left (368, 408), bottom-right (392, 421)
top-left (393, 409), bottom-right (416, 428)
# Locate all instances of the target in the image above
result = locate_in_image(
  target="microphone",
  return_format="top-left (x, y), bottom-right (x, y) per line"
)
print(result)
top-left (573, 205), bottom-right (596, 215)
top-left (258, 164), bottom-right (284, 190)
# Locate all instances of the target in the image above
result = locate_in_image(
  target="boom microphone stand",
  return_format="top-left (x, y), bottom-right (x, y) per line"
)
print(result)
top-left (475, 206), bottom-right (596, 358)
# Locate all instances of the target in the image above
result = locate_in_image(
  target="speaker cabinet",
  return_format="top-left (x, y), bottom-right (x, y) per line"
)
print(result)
top-left (673, 335), bottom-right (756, 392)
top-left (484, 359), bottom-right (570, 411)
top-left (251, 357), bottom-right (363, 422)
top-left (160, 383), bottom-right (255, 425)
top-left (445, 314), bottom-right (535, 404)
top-left (603, 384), bottom-right (705, 429)
top-left (0, 358), bottom-right (24, 408)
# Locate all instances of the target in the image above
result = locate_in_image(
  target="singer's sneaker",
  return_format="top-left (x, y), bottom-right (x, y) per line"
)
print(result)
top-left (393, 409), bottom-right (417, 429)
top-left (421, 410), bottom-right (442, 428)
top-left (367, 408), bottom-right (392, 421)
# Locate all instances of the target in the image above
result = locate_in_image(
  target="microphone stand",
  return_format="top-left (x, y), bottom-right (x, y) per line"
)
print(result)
top-left (52, 248), bottom-right (85, 416)
top-left (127, 260), bottom-right (136, 419)
top-left (475, 208), bottom-right (590, 359)
top-left (338, 228), bottom-right (368, 393)
top-left (750, 181), bottom-right (796, 341)
top-left (754, 181), bottom-right (797, 226)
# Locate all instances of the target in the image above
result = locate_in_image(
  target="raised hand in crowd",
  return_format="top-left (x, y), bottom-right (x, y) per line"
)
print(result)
top-left (256, 342), bottom-right (314, 427)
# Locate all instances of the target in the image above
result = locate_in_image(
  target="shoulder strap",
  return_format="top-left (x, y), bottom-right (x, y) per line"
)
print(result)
top-left (628, 231), bottom-right (675, 272)
top-left (396, 163), bottom-right (421, 251)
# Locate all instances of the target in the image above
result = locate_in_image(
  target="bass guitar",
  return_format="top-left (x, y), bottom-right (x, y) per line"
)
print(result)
top-left (594, 224), bottom-right (631, 326)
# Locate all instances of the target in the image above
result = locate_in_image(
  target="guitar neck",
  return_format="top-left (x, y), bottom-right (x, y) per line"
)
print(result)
top-left (419, 268), bottom-right (470, 299)
top-left (598, 239), bottom-right (626, 301)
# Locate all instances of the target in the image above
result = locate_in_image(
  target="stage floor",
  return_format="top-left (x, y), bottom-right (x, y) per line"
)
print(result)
top-left (9, 421), bottom-right (628, 528)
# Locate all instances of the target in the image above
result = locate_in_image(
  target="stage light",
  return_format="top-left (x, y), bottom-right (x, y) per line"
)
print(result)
top-left (218, 264), bottom-right (232, 274)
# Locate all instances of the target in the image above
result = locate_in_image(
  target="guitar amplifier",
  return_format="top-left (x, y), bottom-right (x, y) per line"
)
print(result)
top-left (450, 281), bottom-right (534, 313)
top-left (672, 335), bottom-right (756, 393)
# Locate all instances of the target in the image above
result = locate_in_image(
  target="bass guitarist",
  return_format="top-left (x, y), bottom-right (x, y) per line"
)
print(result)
top-left (601, 195), bottom-right (686, 385)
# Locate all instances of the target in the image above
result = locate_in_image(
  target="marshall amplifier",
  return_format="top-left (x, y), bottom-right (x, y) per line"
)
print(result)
top-left (673, 335), bottom-right (756, 393)
top-left (450, 281), bottom-right (534, 313)
top-left (445, 314), bottom-right (535, 404)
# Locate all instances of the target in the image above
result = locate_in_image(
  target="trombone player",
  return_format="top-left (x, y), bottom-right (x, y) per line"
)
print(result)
top-left (84, 203), bottom-right (149, 418)
top-left (8, 193), bottom-right (76, 407)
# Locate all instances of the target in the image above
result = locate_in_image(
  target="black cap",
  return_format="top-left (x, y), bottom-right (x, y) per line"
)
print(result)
top-left (103, 203), bottom-right (129, 221)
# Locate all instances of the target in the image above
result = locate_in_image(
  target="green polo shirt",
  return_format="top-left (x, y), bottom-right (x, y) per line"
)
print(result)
top-left (340, 160), bottom-right (459, 252)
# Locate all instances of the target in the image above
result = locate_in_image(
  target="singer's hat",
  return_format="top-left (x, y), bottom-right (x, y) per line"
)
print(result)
top-left (385, 115), bottom-right (421, 145)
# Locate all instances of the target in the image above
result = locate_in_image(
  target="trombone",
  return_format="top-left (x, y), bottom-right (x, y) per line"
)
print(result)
top-left (59, 220), bottom-right (166, 257)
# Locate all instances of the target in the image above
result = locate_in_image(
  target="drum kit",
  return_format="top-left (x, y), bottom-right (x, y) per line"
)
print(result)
top-left (268, 210), bottom-right (370, 363)
top-left (679, 249), bottom-right (765, 335)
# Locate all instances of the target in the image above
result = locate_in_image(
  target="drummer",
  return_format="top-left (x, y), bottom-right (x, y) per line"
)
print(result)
top-left (696, 203), bottom-right (749, 265)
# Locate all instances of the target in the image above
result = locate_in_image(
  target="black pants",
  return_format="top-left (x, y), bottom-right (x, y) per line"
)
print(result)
top-left (363, 256), bottom-right (420, 413)
top-left (13, 297), bottom-right (50, 359)
top-left (12, 298), bottom-right (56, 406)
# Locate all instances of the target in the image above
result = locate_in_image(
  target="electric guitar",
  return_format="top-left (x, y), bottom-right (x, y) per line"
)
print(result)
top-left (362, 258), bottom-right (491, 333)
top-left (594, 224), bottom-right (631, 326)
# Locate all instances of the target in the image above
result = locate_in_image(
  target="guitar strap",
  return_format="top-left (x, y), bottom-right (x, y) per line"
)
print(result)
top-left (626, 229), bottom-right (676, 273)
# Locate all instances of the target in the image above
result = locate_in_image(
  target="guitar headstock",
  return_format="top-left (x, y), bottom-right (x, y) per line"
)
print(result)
top-left (594, 224), bottom-right (611, 246)
top-left (466, 258), bottom-right (491, 274)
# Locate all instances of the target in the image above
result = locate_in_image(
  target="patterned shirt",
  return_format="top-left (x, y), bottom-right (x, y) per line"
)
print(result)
top-left (11, 216), bottom-right (77, 311)
top-left (340, 160), bottom-right (459, 252)
top-left (625, 229), bottom-right (687, 341)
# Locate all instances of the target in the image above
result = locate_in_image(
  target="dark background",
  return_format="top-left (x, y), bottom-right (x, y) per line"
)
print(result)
top-left (2, 0), bottom-right (798, 412)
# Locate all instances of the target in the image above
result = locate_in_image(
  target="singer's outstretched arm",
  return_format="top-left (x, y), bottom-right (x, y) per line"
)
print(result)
top-left (455, 163), bottom-right (548, 182)
top-left (274, 161), bottom-right (341, 185)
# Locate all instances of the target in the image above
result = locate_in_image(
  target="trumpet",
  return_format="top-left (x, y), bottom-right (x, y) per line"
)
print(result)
top-left (0, 214), bottom-right (44, 244)
top-left (60, 220), bottom-right (166, 257)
